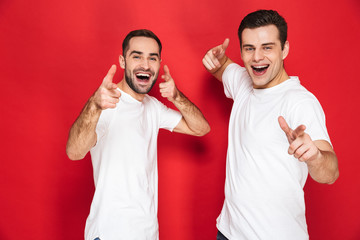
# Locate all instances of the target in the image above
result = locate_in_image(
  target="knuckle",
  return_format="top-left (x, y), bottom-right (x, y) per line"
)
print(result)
top-left (289, 145), bottom-right (295, 152)
top-left (99, 88), bottom-right (107, 95)
top-left (101, 99), bottom-right (107, 106)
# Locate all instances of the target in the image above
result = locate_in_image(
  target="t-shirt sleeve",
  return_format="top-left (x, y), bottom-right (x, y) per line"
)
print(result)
top-left (288, 96), bottom-right (331, 145)
top-left (222, 63), bottom-right (252, 100)
top-left (157, 101), bottom-right (182, 132)
top-left (94, 109), bottom-right (113, 146)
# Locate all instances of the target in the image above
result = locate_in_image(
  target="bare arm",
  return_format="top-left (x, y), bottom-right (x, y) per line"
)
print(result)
top-left (278, 116), bottom-right (339, 184)
top-left (159, 65), bottom-right (210, 136)
top-left (66, 65), bottom-right (121, 160)
top-left (309, 140), bottom-right (339, 184)
top-left (202, 38), bottom-right (234, 82)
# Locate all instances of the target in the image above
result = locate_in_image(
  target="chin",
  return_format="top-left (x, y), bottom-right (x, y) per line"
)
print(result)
top-left (252, 80), bottom-right (270, 89)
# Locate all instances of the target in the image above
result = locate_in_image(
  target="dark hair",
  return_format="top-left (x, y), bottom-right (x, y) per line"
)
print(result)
top-left (238, 10), bottom-right (288, 49)
top-left (122, 29), bottom-right (162, 57)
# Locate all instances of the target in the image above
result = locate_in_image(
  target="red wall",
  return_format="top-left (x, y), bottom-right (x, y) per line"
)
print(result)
top-left (1, 0), bottom-right (359, 239)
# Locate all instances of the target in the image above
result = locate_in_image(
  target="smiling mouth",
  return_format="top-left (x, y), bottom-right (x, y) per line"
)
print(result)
top-left (251, 65), bottom-right (269, 73)
top-left (135, 73), bottom-right (151, 82)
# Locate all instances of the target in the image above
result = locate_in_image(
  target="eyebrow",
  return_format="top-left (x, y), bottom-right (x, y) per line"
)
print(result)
top-left (149, 53), bottom-right (160, 58)
top-left (129, 50), bottom-right (143, 55)
top-left (129, 50), bottom-right (160, 58)
top-left (242, 42), bottom-right (276, 48)
top-left (262, 42), bottom-right (276, 46)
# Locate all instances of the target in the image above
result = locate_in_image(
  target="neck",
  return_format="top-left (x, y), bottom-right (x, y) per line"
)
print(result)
top-left (276, 67), bottom-right (290, 85)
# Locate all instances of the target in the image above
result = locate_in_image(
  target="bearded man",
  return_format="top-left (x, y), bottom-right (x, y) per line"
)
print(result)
top-left (66, 29), bottom-right (210, 240)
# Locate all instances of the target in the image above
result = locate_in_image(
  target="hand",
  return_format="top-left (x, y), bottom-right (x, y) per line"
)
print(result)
top-left (92, 65), bottom-right (121, 110)
top-left (159, 65), bottom-right (179, 102)
top-left (202, 38), bottom-right (229, 72)
top-left (278, 116), bottom-right (321, 163)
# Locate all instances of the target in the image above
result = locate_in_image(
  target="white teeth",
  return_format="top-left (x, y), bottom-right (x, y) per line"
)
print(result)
top-left (253, 65), bottom-right (268, 69)
top-left (136, 73), bottom-right (150, 77)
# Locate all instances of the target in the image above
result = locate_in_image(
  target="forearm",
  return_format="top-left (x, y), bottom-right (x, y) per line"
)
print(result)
top-left (172, 91), bottom-right (210, 136)
top-left (66, 96), bottom-right (101, 160)
top-left (307, 150), bottom-right (339, 184)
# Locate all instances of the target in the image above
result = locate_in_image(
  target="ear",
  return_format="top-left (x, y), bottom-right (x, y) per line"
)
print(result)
top-left (119, 55), bottom-right (125, 69)
top-left (239, 42), bottom-right (244, 61)
top-left (282, 41), bottom-right (289, 60)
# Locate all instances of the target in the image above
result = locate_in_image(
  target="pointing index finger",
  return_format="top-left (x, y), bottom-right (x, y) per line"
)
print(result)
top-left (278, 116), bottom-right (295, 142)
top-left (103, 65), bottom-right (117, 89)
top-left (278, 116), bottom-right (291, 134)
top-left (222, 38), bottom-right (230, 52)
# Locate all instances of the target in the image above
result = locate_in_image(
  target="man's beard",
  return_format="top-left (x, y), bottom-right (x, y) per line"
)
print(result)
top-left (125, 68), bottom-right (158, 94)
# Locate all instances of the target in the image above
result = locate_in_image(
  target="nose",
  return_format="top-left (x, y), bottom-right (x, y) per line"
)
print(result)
top-left (253, 49), bottom-right (264, 62)
top-left (140, 59), bottom-right (150, 70)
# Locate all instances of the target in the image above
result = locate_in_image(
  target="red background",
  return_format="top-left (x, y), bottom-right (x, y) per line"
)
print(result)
top-left (1, 0), bottom-right (359, 239)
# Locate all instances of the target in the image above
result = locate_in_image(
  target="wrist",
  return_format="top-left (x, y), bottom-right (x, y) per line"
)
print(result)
top-left (306, 148), bottom-right (323, 167)
top-left (172, 90), bottom-right (186, 105)
top-left (88, 95), bottom-right (103, 112)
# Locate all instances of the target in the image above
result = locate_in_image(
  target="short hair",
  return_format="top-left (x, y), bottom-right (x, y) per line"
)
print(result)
top-left (122, 29), bottom-right (162, 57)
top-left (238, 10), bottom-right (288, 49)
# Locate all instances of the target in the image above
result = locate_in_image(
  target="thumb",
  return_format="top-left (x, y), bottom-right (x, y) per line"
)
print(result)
top-left (102, 65), bottom-right (117, 89)
top-left (162, 65), bottom-right (172, 82)
top-left (293, 125), bottom-right (306, 138)
top-left (164, 65), bottom-right (170, 75)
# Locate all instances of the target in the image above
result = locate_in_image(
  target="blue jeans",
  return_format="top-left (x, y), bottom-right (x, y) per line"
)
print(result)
top-left (94, 238), bottom-right (100, 240)
top-left (217, 230), bottom-right (229, 240)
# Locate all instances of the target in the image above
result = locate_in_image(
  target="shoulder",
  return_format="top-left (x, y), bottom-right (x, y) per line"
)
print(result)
top-left (280, 77), bottom-right (325, 118)
top-left (144, 94), bottom-right (163, 107)
top-left (223, 63), bottom-right (251, 85)
top-left (99, 105), bottom-right (117, 120)
top-left (281, 78), bottom-right (327, 126)
top-left (143, 95), bottom-right (171, 114)
top-left (283, 77), bottom-right (319, 104)
top-left (223, 63), bottom-right (247, 77)
top-left (223, 63), bottom-right (252, 99)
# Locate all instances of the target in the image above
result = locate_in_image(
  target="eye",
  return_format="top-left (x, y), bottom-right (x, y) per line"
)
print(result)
top-left (244, 47), bottom-right (254, 52)
top-left (149, 57), bottom-right (158, 61)
top-left (264, 46), bottom-right (272, 51)
top-left (133, 55), bottom-right (141, 59)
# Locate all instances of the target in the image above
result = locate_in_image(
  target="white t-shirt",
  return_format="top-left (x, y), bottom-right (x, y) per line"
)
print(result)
top-left (86, 89), bottom-right (182, 240)
top-left (217, 63), bottom-right (330, 240)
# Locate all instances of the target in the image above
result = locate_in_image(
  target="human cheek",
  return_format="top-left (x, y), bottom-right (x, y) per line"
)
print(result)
top-left (152, 63), bottom-right (160, 74)
top-left (242, 57), bottom-right (252, 69)
top-left (242, 52), bottom-right (252, 62)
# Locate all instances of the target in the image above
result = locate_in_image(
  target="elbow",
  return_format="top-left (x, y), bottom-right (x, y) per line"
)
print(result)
top-left (195, 125), bottom-right (211, 137)
top-left (327, 170), bottom-right (339, 185)
top-left (316, 170), bottom-right (339, 185)
top-left (66, 146), bottom-right (85, 161)
top-left (326, 162), bottom-right (340, 184)
top-left (310, 169), bottom-right (339, 185)
top-left (202, 125), bottom-right (211, 136)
